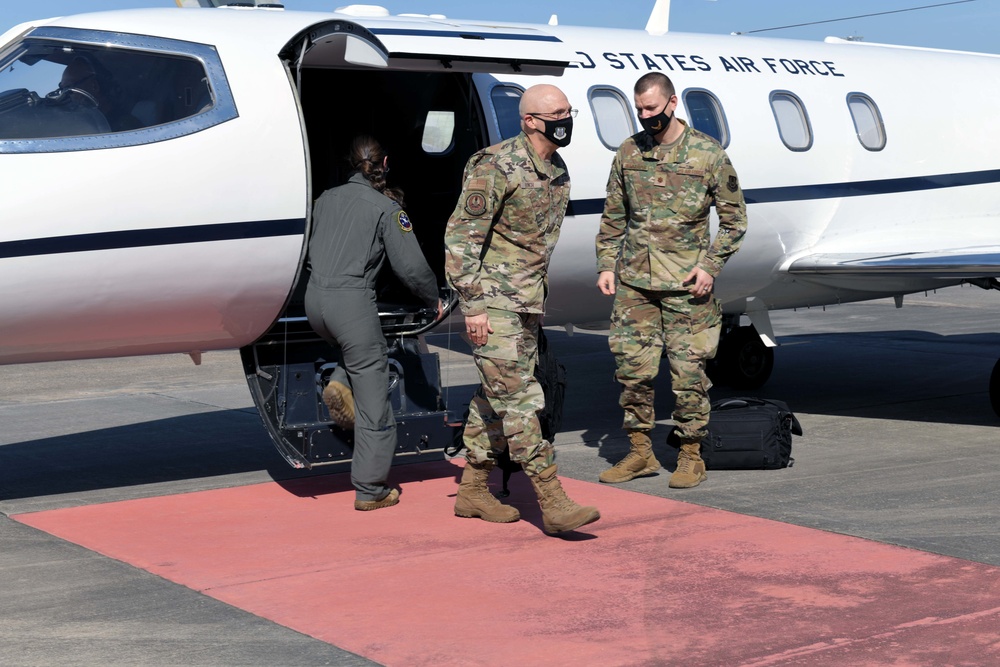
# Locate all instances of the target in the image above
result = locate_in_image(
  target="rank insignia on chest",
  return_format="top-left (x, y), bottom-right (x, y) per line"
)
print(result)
top-left (728, 175), bottom-right (739, 192)
top-left (653, 174), bottom-right (667, 187)
top-left (396, 210), bottom-right (413, 232)
top-left (464, 191), bottom-right (488, 217)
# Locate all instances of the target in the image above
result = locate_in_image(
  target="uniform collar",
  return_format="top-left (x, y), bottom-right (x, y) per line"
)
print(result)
top-left (515, 131), bottom-right (566, 181)
top-left (635, 118), bottom-right (689, 156)
top-left (347, 171), bottom-right (374, 188)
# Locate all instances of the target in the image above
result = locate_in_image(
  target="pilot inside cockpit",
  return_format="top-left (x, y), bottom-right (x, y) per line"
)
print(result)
top-left (54, 57), bottom-right (141, 132)
top-left (54, 57), bottom-right (101, 108)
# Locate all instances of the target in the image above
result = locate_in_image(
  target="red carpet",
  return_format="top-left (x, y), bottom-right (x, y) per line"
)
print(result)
top-left (14, 460), bottom-right (1000, 666)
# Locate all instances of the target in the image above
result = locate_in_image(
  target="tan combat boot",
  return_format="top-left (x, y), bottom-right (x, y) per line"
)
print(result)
top-left (669, 442), bottom-right (707, 488)
top-left (323, 378), bottom-right (355, 429)
top-left (454, 460), bottom-right (520, 523)
top-left (354, 488), bottom-right (400, 511)
top-left (528, 464), bottom-right (600, 534)
top-left (599, 431), bottom-right (662, 484)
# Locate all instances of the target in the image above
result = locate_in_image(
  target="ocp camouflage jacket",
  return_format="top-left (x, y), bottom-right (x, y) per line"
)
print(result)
top-left (445, 132), bottom-right (570, 316)
top-left (596, 119), bottom-right (747, 291)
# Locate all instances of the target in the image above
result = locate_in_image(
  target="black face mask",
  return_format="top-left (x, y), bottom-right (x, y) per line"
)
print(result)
top-left (539, 115), bottom-right (573, 147)
top-left (639, 105), bottom-right (672, 137)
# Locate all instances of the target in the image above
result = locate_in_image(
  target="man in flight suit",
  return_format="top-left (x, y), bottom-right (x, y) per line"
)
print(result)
top-left (446, 84), bottom-right (600, 534)
top-left (596, 72), bottom-right (747, 488)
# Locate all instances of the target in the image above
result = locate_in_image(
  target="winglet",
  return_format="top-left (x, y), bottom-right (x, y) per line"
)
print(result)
top-left (645, 0), bottom-right (670, 36)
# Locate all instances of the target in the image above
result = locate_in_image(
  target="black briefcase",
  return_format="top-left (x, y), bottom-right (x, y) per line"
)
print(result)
top-left (700, 397), bottom-right (803, 470)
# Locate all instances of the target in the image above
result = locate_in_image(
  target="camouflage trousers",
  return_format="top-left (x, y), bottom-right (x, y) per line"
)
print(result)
top-left (463, 308), bottom-right (554, 476)
top-left (609, 282), bottom-right (721, 443)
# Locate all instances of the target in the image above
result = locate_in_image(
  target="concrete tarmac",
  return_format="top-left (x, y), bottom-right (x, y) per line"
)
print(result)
top-left (2, 284), bottom-right (999, 665)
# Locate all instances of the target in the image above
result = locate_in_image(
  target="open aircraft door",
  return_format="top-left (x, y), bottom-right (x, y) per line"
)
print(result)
top-left (241, 16), bottom-right (573, 469)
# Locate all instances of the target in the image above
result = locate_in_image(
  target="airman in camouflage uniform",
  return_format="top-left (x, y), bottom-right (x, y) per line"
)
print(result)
top-left (446, 84), bottom-right (600, 534)
top-left (596, 72), bottom-right (747, 489)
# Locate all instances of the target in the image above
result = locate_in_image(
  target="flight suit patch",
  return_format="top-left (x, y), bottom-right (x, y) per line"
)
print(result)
top-left (464, 191), bottom-right (488, 217)
top-left (396, 210), bottom-right (413, 232)
top-left (727, 175), bottom-right (739, 192)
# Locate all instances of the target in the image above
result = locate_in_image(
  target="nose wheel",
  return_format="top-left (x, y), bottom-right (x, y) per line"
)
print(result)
top-left (710, 324), bottom-right (774, 390)
top-left (990, 359), bottom-right (1000, 418)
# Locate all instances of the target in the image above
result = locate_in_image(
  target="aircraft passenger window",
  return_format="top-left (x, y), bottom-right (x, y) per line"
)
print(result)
top-left (682, 89), bottom-right (729, 147)
top-left (588, 86), bottom-right (636, 150)
top-left (490, 85), bottom-right (524, 140)
top-left (847, 93), bottom-right (886, 151)
top-left (0, 28), bottom-right (236, 153)
top-left (769, 91), bottom-right (812, 151)
top-left (421, 110), bottom-right (455, 154)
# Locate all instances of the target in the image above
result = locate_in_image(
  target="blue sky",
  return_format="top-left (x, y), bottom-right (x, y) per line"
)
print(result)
top-left (3, 1), bottom-right (999, 54)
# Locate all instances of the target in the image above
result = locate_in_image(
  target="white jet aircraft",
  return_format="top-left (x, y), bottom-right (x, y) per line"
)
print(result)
top-left (1, 2), bottom-right (998, 467)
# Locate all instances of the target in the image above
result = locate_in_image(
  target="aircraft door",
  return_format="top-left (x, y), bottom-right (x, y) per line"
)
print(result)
top-left (240, 18), bottom-right (572, 469)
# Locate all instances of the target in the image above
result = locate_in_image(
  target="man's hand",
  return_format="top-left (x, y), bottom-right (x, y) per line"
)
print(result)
top-left (597, 271), bottom-right (617, 296)
top-left (465, 312), bottom-right (493, 346)
top-left (684, 267), bottom-right (714, 298)
top-left (436, 299), bottom-right (444, 321)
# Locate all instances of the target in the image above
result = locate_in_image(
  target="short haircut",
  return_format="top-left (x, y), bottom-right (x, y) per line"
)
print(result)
top-left (634, 72), bottom-right (675, 99)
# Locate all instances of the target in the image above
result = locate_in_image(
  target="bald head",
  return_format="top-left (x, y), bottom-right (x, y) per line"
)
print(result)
top-left (519, 83), bottom-right (573, 158)
top-left (519, 84), bottom-right (569, 119)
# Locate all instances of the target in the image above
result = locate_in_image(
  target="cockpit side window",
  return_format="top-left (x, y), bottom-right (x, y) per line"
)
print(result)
top-left (0, 27), bottom-right (236, 153)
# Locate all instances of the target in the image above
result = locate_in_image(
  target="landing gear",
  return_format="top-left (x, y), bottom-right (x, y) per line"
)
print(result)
top-left (710, 324), bottom-right (774, 390)
top-left (241, 296), bottom-right (458, 469)
top-left (990, 359), bottom-right (1000, 418)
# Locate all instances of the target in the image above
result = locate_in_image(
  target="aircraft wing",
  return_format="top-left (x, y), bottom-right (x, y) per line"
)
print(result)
top-left (789, 246), bottom-right (1000, 277)
top-left (787, 246), bottom-right (1000, 288)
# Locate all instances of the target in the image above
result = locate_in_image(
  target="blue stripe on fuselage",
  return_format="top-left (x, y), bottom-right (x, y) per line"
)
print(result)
top-left (0, 218), bottom-right (306, 260)
top-left (3, 168), bottom-right (998, 259)
top-left (744, 169), bottom-right (1000, 204)
top-left (566, 168), bottom-right (1000, 216)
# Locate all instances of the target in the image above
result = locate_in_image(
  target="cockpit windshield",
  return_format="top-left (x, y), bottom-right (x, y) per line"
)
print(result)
top-left (0, 37), bottom-right (213, 141)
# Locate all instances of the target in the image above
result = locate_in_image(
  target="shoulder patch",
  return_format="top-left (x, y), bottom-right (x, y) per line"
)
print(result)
top-left (727, 175), bottom-right (739, 193)
top-left (396, 210), bottom-right (413, 232)
top-left (464, 191), bottom-right (488, 217)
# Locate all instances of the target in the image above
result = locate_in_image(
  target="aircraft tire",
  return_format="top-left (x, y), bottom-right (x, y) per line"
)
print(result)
top-left (715, 325), bottom-right (774, 390)
top-left (990, 358), bottom-right (1000, 418)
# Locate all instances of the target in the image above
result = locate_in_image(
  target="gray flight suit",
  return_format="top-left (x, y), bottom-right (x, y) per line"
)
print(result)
top-left (305, 171), bottom-right (438, 502)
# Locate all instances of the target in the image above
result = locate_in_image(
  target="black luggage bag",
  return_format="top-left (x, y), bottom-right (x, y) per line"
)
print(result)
top-left (700, 397), bottom-right (803, 470)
